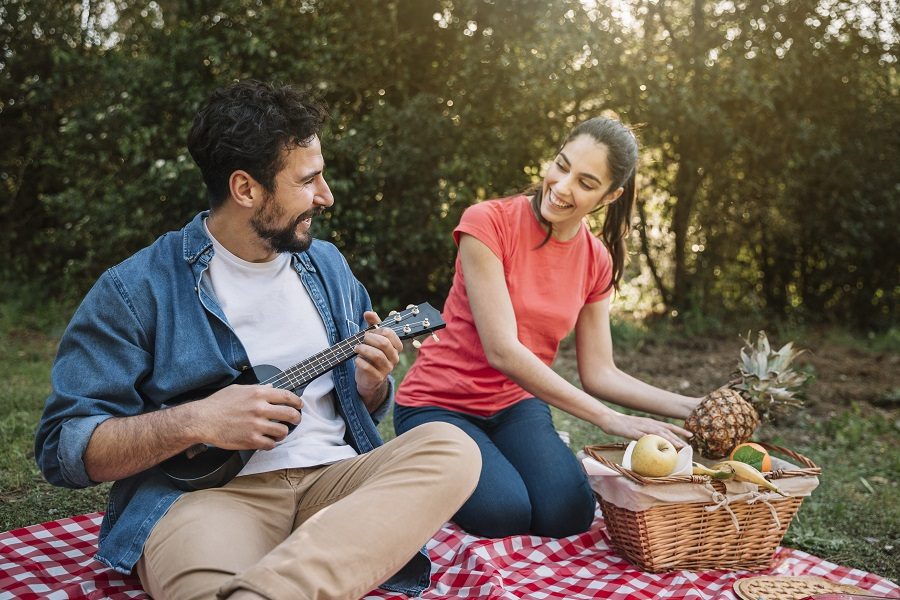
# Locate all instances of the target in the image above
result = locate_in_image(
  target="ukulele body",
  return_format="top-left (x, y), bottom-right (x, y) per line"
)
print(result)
top-left (159, 364), bottom-right (303, 491)
top-left (156, 302), bottom-right (444, 491)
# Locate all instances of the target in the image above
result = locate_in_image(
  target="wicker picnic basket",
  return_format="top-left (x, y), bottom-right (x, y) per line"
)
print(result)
top-left (583, 442), bottom-right (821, 573)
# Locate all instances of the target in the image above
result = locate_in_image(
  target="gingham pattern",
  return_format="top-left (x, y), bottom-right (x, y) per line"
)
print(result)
top-left (0, 514), bottom-right (145, 600)
top-left (2, 510), bottom-right (897, 599)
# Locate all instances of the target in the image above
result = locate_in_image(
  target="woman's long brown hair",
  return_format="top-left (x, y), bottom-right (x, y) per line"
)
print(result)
top-left (530, 117), bottom-right (638, 293)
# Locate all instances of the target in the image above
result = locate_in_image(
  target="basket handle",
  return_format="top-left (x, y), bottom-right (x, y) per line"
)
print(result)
top-left (583, 444), bottom-right (708, 486)
top-left (759, 442), bottom-right (821, 478)
top-left (584, 442), bottom-right (821, 484)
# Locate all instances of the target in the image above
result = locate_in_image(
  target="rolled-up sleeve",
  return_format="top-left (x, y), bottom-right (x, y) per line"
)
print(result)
top-left (35, 269), bottom-right (152, 488)
top-left (55, 414), bottom-right (113, 487)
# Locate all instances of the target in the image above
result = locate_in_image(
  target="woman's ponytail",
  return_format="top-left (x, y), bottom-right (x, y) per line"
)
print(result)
top-left (601, 167), bottom-right (636, 292)
top-left (566, 117), bottom-right (639, 292)
top-left (531, 117), bottom-right (638, 292)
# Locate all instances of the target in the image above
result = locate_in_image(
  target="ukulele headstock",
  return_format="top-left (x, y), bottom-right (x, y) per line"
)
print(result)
top-left (381, 302), bottom-right (445, 344)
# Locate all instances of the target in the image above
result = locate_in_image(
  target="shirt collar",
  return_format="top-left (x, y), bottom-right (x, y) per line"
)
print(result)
top-left (181, 210), bottom-right (315, 271)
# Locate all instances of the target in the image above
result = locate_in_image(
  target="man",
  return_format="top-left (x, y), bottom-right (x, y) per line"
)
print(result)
top-left (35, 80), bottom-right (481, 600)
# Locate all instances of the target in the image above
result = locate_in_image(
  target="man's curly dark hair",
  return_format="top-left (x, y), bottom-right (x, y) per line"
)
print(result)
top-left (187, 80), bottom-right (327, 208)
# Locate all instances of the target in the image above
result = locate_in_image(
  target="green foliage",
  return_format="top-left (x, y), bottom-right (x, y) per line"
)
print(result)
top-left (1, 0), bottom-right (897, 325)
top-left (623, 0), bottom-right (899, 329)
top-left (608, 317), bottom-right (649, 352)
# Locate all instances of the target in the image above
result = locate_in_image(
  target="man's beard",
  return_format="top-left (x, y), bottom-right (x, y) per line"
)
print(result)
top-left (250, 194), bottom-right (324, 254)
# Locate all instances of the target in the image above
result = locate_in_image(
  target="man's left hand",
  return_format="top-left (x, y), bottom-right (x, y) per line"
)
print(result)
top-left (354, 311), bottom-right (403, 411)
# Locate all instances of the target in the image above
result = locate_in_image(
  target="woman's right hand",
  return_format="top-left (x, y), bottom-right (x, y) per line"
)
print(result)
top-left (599, 411), bottom-right (692, 448)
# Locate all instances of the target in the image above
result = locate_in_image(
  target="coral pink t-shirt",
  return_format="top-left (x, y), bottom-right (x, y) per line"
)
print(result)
top-left (396, 195), bottom-right (613, 416)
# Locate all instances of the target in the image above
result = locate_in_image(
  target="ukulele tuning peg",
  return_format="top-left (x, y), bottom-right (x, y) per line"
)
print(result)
top-left (406, 304), bottom-right (416, 309)
top-left (412, 339), bottom-right (422, 349)
top-left (431, 332), bottom-right (440, 342)
top-left (389, 310), bottom-right (398, 316)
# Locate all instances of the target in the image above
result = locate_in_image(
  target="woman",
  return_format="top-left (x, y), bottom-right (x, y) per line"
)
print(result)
top-left (394, 117), bottom-right (701, 539)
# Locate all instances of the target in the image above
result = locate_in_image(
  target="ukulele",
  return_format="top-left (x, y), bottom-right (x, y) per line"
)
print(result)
top-left (159, 302), bottom-right (444, 491)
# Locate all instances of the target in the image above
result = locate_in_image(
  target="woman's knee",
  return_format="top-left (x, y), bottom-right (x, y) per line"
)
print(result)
top-left (530, 484), bottom-right (596, 538)
top-left (455, 489), bottom-right (532, 538)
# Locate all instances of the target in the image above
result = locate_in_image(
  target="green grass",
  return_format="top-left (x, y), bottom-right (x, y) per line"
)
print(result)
top-left (768, 406), bottom-right (898, 579)
top-left (2, 303), bottom-right (897, 584)
top-left (825, 326), bottom-right (900, 355)
top-left (0, 303), bottom-right (112, 531)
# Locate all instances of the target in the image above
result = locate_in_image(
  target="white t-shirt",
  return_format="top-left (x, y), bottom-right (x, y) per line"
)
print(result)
top-left (203, 221), bottom-right (358, 474)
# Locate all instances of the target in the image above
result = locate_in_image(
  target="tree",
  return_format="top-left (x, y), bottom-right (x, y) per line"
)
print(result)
top-left (2, 0), bottom-right (896, 328)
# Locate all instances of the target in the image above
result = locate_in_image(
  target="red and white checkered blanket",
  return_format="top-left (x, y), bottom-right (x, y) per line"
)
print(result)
top-left (2, 510), bottom-right (897, 600)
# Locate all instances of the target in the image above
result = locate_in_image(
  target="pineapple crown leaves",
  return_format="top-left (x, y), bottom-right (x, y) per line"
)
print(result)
top-left (730, 330), bottom-right (812, 420)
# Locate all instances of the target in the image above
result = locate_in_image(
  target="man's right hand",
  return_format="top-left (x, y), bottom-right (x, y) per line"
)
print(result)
top-left (188, 384), bottom-right (303, 451)
top-left (84, 384), bottom-right (302, 482)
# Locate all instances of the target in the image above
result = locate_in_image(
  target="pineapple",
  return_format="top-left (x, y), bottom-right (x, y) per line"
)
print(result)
top-left (684, 331), bottom-right (810, 458)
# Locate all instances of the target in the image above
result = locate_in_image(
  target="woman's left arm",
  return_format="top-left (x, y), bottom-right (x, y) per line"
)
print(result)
top-left (575, 298), bottom-right (702, 420)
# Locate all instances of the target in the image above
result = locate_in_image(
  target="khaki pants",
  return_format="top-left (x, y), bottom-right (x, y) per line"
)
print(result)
top-left (136, 422), bottom-right (481, 600)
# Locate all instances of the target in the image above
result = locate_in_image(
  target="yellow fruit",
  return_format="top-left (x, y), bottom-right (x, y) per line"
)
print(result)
top-left (691, 462), bottom-right (734, 479)
top-left (711, 460), bottom-right (788, 496)
top-left (630, 434), bottom-right (678, 477)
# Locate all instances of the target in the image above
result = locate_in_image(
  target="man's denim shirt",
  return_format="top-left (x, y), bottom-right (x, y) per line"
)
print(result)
top-left (34, 212), bottom-right (430, 595)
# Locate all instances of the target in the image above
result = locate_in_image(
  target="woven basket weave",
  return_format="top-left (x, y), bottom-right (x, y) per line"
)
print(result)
top-left (584, 442), bottom-right (820, 573)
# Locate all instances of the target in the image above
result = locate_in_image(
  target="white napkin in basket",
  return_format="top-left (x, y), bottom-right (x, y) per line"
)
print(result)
top-left (579, 441), bottom-right (692, 477)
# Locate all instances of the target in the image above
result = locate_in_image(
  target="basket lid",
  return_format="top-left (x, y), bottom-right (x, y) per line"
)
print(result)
top-left (733, 575), bottom-right (871, 600)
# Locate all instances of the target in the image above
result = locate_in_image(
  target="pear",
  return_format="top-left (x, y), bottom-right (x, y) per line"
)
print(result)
top-left (630, 434), bottom-right (678, 477)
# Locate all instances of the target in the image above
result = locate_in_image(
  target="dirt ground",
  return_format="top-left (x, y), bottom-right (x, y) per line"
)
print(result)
top-left (554, 332), bottom-right (900, 429)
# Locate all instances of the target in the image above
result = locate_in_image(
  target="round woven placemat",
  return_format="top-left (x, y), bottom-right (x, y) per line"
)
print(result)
top-left (734, 575), bottom-right (870, 600)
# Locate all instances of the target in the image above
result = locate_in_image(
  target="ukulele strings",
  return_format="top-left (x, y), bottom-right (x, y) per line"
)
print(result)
top-left (260, 310), bottom-right (422, 389)
top-left (257, 307), bottom-right (428, 390)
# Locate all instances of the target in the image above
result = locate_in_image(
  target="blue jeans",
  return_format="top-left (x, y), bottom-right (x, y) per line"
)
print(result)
top-left (394, 398), bottom-right (596, 538)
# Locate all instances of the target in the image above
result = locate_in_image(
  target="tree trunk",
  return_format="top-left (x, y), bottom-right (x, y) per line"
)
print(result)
top-left (671, 161), bottom-right (701, 312)
top-left (636, 197), bottom-right (672, 307)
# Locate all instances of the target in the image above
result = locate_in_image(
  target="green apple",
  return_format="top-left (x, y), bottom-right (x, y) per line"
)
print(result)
top-left (630, 434), bottom-right (678, 477)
